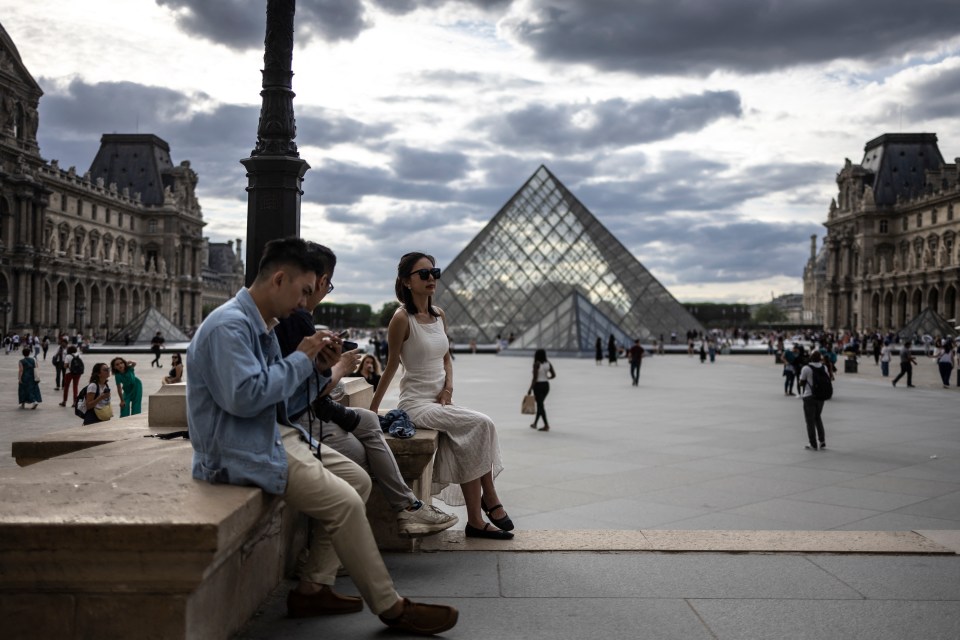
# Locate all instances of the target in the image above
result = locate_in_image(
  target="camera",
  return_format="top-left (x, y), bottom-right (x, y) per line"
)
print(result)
top-left (312, 395), bottom-right (361, 432)
top-left (342, 340), bottom-right (358, 352)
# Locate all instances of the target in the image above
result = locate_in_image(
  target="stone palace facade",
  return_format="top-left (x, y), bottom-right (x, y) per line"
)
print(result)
top-left (803, 133), bottom-right (960, 332)
top-left (0, 23), bottom-right (242, 338)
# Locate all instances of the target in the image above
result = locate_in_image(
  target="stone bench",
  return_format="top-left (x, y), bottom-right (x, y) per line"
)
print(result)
top-left (1, 379), bottom-right (439, 640)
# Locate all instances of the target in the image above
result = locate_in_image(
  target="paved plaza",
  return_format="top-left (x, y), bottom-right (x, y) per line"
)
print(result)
top-left (3, 348), bottom-right (959, 638)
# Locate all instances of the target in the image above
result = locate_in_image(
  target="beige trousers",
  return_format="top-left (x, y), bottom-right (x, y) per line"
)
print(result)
top-left (281, 426), bottom-right (399, 614)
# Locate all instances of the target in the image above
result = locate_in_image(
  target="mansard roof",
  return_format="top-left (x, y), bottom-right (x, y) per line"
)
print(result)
top-left (88, 134), bottom-right (177, 206)
top-left (860, 133), bottom-right (945, 207)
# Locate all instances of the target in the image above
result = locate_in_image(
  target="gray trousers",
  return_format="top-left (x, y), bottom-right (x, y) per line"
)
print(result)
top-left (297, 408), bottom-right (417, 512)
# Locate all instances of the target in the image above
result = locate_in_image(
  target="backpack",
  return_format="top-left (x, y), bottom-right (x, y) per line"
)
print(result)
top-left (75, 384), bottom-right (95, 419)
top-left (811, 365), bottom-right (833, 401)
top-left (52, 350), bottom-right (63, 368)
top-left (69, 354), bottom-right (85, 376)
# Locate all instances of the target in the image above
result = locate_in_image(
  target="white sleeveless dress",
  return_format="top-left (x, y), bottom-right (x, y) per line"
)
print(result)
top-left (398, 309), bottom-right (503, 506)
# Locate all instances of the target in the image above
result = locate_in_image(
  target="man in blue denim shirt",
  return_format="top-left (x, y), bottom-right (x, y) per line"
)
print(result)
top-left (187, 237), bottom-right (457, 635)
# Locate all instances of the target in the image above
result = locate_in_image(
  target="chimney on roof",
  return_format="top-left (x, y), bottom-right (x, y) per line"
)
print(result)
top-left (810, 235), bottom-right (817, 261)
top-left (236, 238), bottom-right (243, 257)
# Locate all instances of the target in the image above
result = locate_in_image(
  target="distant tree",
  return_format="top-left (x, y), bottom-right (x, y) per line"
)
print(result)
top-left (752, 303), bottom-right (788, 325)
top-left (684, 302), bottom-right (752, 328)
top-left (314, 302), bottom-right (372, 328)
top-left (377, 301), bottom-right (400, 328)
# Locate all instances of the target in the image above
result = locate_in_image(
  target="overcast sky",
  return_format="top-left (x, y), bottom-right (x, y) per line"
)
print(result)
top-left (5, 0), bottom-right (960, 309)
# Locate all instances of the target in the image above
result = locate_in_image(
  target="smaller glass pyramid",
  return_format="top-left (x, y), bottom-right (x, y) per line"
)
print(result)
top-left (508, 291), bottom-right (635, 353)
top-left (105, 306), bottom-right (190, 344)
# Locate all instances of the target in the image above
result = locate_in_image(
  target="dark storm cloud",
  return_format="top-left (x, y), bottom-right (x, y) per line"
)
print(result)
top-left (570, 153), bottom-right (834, 218)
top-left (391, 146), bottom-right (471, 181)
top-left (635, 220), bottom-right (824, 284)
top-left (37, 79), bottom-right (396, 200)
top-left (480, 92), bottom-right (741, 152)
top-left (504, 0), bottom-right (960, 76)
top-left (903, 65), bottom-right (960, 121)
top-left (155, 0), bottom-right (370, 48)
top-left (306, 159), bottom-right (460, 205)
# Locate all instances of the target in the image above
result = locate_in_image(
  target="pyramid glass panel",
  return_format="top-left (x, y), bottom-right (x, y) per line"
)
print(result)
top-left (437, 166), bottom-right (703, 352)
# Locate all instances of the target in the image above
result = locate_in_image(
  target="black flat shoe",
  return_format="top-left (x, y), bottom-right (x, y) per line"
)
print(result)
top-left (464, 523), bottom-right (514, 540)
top-left (481, 500), bottom-right (515, 531)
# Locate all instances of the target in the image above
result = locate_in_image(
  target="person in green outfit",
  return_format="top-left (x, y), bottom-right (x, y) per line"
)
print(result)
top-left (110, 357), bottom-right (143, 417)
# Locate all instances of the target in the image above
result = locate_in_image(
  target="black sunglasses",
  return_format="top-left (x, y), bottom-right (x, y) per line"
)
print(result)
top-left (409, 267), bottom-right (441, 281)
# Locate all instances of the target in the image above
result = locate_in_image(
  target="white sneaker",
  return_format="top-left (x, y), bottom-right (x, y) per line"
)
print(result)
top-left (397, 504), bottom-right (458, 537)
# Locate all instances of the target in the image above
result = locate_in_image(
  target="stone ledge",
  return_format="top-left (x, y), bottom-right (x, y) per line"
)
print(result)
top-left (421, 529), bottom-right (957, 554)
top-left (11, 413), bottom-right (181, 467)
top-left (2, 379), bottom-right (440, 638)
top-left (0, 439), bottom-right (296, 639)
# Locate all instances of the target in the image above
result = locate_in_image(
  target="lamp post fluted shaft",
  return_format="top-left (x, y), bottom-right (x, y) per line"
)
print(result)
top-left (242, 0), bottom-right (310, 285)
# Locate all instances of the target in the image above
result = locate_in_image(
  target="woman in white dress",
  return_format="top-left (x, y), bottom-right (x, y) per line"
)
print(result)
top-left (370, 252), bottom-right (513, 540)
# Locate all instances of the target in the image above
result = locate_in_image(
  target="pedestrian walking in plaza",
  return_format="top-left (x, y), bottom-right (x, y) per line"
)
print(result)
top-left (527, 348), bottom-right (556, 431)
top-left (699, 341), bottom-right (706, 363)
top-left (798, 351), bottom-right (830, 450)
top-left (59, 346), bottom-right (83, 407)
top-left (18, 346), bottom-right (42, 409)
top-left (933, 341), bottom-right (955, 388)
top-left (892, 341), bottom-right (917, 388)
top-left (150, 331), bottom-right (165, 367)
top-left (51, 339), bottom-right (67, 390)
top-left (627, 339), bottom-right (645, 386)
top-left (595, 337), bottom-right (603, 365)
top-left (880, 340), bottom-right (892, 377)
top-left (111, 357), bottom-right (143, 417)
top-left (782, 345), bottom-right (797, 396)
top-left (607, 334), bottom-right (618, 365)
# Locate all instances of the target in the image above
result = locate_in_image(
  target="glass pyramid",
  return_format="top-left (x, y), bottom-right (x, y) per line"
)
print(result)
top-left (105, 306), bottom-right (190, 344)
top-left (436, 165), bottom-right (703, 352)
top-left (509, 291), bottom-right (635, 353)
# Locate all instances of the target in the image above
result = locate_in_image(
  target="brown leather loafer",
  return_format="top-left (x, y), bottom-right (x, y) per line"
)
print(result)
top-left (286, 586), bottom-right (363, 617)
top-left (379, 598), bottom-right (458, 636)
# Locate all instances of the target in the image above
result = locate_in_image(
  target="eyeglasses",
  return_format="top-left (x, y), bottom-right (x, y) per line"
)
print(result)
top-left (409, 268), bottom-right (441, 281)
top-left (326, 281), bottom-right (335, 294)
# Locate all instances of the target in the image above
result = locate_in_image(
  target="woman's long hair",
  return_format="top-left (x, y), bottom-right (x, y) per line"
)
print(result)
top-left (90, 362), bottom-right (108, 384)
top-left (360, 354), bottom-right (381, 376)
top-left (534, 348), bottom-right (547, 364)
top-left (395, 252), bottom-right (440, 317)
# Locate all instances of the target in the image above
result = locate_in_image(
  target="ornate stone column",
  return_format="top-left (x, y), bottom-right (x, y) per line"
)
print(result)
top-left (241, 0), bottom-right (310, 285)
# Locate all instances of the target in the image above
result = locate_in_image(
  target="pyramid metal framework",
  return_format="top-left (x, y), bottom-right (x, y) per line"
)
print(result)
top-left (436, 166), bottom-right (703, 351)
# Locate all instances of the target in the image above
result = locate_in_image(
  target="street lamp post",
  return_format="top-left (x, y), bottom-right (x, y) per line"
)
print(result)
top-left (0, 300), bottom-right (11, 337)
top-left (75, 302), bottom-right (86, 337)
top-left (241, 0), bottom-right (309, 285)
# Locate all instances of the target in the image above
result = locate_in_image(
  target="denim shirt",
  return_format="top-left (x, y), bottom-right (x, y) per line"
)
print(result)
top-left (186, 288), bottom-right (323, 495)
